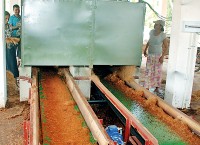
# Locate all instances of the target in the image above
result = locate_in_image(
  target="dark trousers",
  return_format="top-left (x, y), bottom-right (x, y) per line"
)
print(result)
top-left (6, 45), bottom-right (19, 78)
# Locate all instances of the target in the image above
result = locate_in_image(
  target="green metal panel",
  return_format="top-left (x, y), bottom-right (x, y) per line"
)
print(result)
top-left (22, 0), bottom-right (145, 66)
top-left (22, 0), bottom-right (93, 65)
top-left (94, 2), bottom-right (145, 65)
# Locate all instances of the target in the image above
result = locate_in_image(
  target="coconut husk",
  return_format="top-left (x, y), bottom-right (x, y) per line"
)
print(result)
top-left (6, 37), bottom-right (20, 45)
top-left (145, 97), bottom-right (158, 107)
top-left (6, 71), bottom-right (18, 96)
top-left (115, 66), bottom-right (136, 82)
top-left (191, 90), bottom-right (200, 101)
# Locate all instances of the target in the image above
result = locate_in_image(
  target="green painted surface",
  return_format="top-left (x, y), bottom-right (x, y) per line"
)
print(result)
top-left (102, 80), bottom-right (186, 145)
top-left (89, 132), bottom-right (97, 144)
top-left (39, 74), bottom-right (51, 144)
top-left (22, 0), bottom-right (145, 66)
top-left (94, 1), bottom-right (145, 65)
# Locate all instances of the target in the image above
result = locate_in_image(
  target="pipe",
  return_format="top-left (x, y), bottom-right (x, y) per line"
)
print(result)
top-left (126, 80), bottom-right (200, 136)
top-left (88, 100), bottom-right (107, 104)
top-left (63, 69), bottom-right (114, 145)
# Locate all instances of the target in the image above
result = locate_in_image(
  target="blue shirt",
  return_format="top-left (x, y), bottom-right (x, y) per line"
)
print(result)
top-left (9, 15), bottom-right (21, 37)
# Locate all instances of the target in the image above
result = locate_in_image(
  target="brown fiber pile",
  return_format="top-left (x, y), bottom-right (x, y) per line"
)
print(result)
top-left (40, 71), bottom-right (96, 145)
top-left (6, 71), bottom-right (18, 96)
top-left (114, 66), bottom-right (136, 82)
top-left (192, 90), bottom-right (200, 101)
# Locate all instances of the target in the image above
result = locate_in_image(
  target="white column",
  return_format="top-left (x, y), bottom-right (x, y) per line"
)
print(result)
top-left (165, 0), bottom-right (200, 108)
top-left (69, 66), bottom-right (91, 99)
top-left (0, 0), bottom-right (7, 108)
top-left (19, 67), bottom-right (32, 101)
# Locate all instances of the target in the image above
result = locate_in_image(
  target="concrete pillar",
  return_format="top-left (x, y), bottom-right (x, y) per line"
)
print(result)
top-left (0, 0), bottom-right (7, 108)
top-left (69, 66), bottom-right (91, 99)
top-left (165, 0), bottom-right (200, 108)
top-left (19, 67), bottom-right (32, 101)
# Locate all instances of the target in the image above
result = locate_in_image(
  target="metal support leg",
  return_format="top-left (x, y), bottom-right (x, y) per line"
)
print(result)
top-left (124, 119), bottom-right (131, 143)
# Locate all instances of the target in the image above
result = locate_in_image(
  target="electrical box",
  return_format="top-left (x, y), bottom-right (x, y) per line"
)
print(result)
top-left (183, 21), bottom-right (200, 33)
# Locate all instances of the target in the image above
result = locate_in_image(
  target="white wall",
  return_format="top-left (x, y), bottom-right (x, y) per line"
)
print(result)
top-left (165, 0), bottom-right (200, 108)
top-left (0, 0), bottom-right (21, 108)
top-left (6, 0), bottom-right (21, 15)
top-left (0, 0), bottom-right (7, 108)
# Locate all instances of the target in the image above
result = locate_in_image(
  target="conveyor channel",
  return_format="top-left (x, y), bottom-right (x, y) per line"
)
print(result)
top-left (38, 70), bottom-right (98, 144)
top-left (26, 68), bottom-right (114, 145)
top-left (101, 80), bottom-right (186, 145)
top-left (26, 68), bottom-right (200, 144)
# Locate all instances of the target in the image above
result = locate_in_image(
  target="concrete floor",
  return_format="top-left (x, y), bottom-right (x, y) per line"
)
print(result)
top-left (0, 95), bottom-right (29, 145)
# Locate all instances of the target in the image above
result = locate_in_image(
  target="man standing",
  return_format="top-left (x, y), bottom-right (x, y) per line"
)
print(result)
top-left (9, 4), bottom-right (21, 64)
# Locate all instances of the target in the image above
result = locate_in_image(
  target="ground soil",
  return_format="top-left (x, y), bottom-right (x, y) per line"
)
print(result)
top-left (0, 71), bottom-right (29, 145)
top-left (182, 89), bottom-right (200, 124)
top-left (40, 70), bottom-right (96, 145)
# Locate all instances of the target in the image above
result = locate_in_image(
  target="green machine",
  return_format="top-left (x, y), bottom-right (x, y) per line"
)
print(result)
top-left (22, 0), bottom-right (145, 66)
